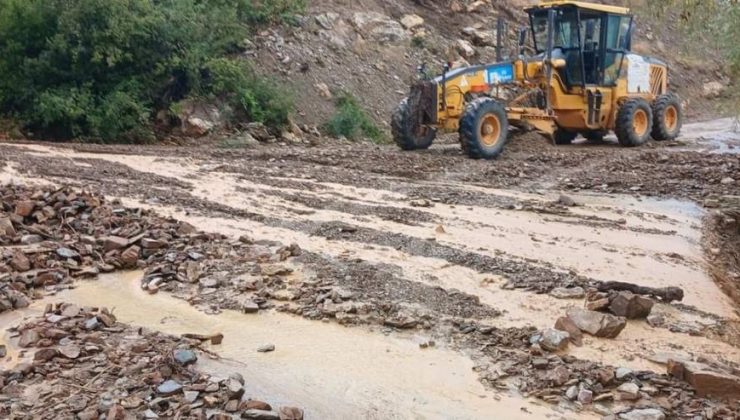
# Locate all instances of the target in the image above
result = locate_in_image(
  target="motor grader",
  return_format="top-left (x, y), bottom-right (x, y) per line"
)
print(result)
top-left (392, 1), bottom-right (683, 159)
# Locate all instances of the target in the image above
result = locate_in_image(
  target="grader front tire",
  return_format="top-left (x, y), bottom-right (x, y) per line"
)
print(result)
top-left (459, 98), bottom-right (509, 160)
top-left (616, 98), bottom-right (653, 147)
top-left (651, 94), bottom-right (683, 141)
top-left (391, 98), bottom-right (436, 151)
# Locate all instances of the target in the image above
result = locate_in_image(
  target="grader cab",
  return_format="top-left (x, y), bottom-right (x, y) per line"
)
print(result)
top-left (392, 1), bottom-right (683, 159)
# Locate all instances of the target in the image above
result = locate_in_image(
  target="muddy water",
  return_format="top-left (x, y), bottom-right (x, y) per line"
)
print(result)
top-left (0, 272), bottom-right (584, 420)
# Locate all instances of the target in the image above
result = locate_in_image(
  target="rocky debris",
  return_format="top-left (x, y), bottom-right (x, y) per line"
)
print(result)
top-left (616, 382), bottom-right (640, 400)
top-left (533, 328), bottom-right (570, 352)
top-left (257, 344), bottom-right (275, 353)
top-left (455, 39), bottom-right (476, 58)
top-left (667, 359), bottom-right (740, 399)
top-left (608, 291), bottom-right (654, 319)
top-left (400, 14), bottom-right (424, 30)
top-left (566, 307), bottom-right (626, 338)
top-left (0, 304), bottom-right (301, 419)
top-left (596, 281), bottom-right (683, 303)
top-left (350, 12), bottom-right (408, 44)
top-left (550, 286), bottom-right (585, 299)
top-left (617, 408), bottom-right (666, 420)
top-left (702, 81), bottom-right (724, 98)
top-left (554, 316), bottom-right (583, 346)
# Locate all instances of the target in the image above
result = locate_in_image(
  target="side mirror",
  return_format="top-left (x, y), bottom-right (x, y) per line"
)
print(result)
top-left (518, 27), bottom-right (528, 55)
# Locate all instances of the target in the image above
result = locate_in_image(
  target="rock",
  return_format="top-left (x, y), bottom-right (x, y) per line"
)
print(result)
top-left (242, 300), bottom-right (260, 314)
top-left (577, 389), bottom-right (593, 404)
top-left (608, 291), bottom-right (654, 319)
top-left (121, 245), bottom-right (140, 267)
top-left (702, 81), bottom-right (724, 98)
top-left (586, 297), bottom-right (610, 311)
top-left (58, 344), bottom-right (81, 359)
top-left (141, 238), bottom-right (167, 249)
top-left (383, 314), bottom-right (418, 329)
top-left (554, 316), bottom-right (583, 346)
top-left (616, 382), bottom-right (640, 400)
top-left (184, 117), bottom-right (214, 137)
top-left (546, 365), bottom-right (570, 386)
top-left (557, 194), bottom-right (578, 207)
top-left (226, 377), bottom-right (245, 399)
top-left (278, 407), bottom-right (304, 420)
top-left (243, 401), bottom-right (272, 411)
top-left (566, 308), bottom-right (626, 338)
top-left (461, 27), bottom-right (496, 46)
top-left (315, 12), bottom-right (339, 30)
top-left (565, 385), bottom-right (578, 400)
top-left (667, 359), bottom-right (740, 399)
top-left (56, 247), bottom-right (80, 259)
top-left (61, 304), bottom-right (80, 317)
top-left (103, 236), bottom-right (129, 251)
top-left (19, 329), bottom-right (40, 347)
top-left (618, 408), bottom-right (666, 420)
top-left (15, 200), bottom-right (35, 217)
top-left (20, 234), bottom-right (42, 245)
top-left (84, 317), bottom-right (100, 330)
top-left (315, 83), bottom-right (332, 99)
top-left (646, 313), bottom-right (665, 327)
top-left (157, 379), bottom-right (183, 396)
top-left (0, 344), bottom-right (6, 358)
top-left (10, 251), bottom-right (31, 272)
top-left (400, 14), bottom-right (424, 29)
top-left (0, 216), bottom-right (15, 236)
top-left (199, 277), bottom-right (219, 288)
top-left (466, 0), bottom-right (488, 12)
top-left (184, 390), bottom-right (199, 403)
top-left (144, 409), bottom-right (159, 419)
top-left (67, 394), bottom-right (88, 412)
top-left (351, 12), bottom-right (408, 44)
top-left (34, 347), bottom-right (59, 361)
top-left (615, 367), bottom-right (633, 380)
top-left (173, 348), bottom-right (197, 366)
top-left (550, 286), bottom-right (585, 299)
top-left (242, 409), bottom-right (280, 420)
top-left (261, 264), bottom-right (292, 276)
top-left (537, 328), bottom-right (570, 352)
top-left (257, 344), bottom-right (275, 353)
top-left (456, 39), bottom-right (476, 58)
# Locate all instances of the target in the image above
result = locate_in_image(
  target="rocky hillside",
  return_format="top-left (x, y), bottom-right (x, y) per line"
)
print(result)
top-left (249, 0), bottom-right (733, 134)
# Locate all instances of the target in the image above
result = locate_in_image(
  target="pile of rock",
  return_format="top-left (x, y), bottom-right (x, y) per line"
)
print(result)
top-left (0, 303), bottom-right (303, 419)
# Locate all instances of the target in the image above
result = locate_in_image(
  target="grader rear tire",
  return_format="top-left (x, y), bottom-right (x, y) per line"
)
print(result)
top-left (459, 98), bottom-right (508, 160)
top-left (391, 98), bottom-right (436, 151)
top-left (651, 94), bottom-right (683, 141)
top-left (616, 98), bottom-right (653, 147)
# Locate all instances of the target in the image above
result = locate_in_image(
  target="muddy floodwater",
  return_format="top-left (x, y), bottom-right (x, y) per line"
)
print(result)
top-left (1, 272), bottom-right (584, 419)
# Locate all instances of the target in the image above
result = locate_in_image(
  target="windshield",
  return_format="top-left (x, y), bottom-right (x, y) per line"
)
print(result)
top-left (530, 8), bottom-right (580, 53)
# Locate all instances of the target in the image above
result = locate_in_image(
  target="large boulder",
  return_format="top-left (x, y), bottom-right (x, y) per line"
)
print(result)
top-left (566, 307), bottom-right (626, 338)
top-left (608, 291), bottom-right (654, 319)
top-left (554, 316), bottom-right (583, 346)
top-left (351, 12), bottom-right (408, 44)
top-left (667, 359), bottom-right (740, 399)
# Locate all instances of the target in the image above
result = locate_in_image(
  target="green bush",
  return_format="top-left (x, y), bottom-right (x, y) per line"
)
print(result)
top-left (0, 0), bottom-right (304, 142)
top-left (324, 93), bottom-right (385, 142)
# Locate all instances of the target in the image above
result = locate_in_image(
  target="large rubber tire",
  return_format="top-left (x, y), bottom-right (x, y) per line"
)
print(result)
top-left (391, 98), bottom-right (436, 151)
top-left (651, 94), bottom-right (683, 141)
top-left (459, 97), bottom-right (509, 160)
top-left (615, 98), bottom-right (653, 147)
top-left (553, 128), bottom-right (578, 145)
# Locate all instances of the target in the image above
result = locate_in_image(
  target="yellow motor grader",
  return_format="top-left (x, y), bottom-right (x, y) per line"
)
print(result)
top-left (392, 1), bottom-right (683, 159)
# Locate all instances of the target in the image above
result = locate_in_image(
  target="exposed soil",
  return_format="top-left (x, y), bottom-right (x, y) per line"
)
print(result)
top-left (1, 119), bottom-right (739, 419)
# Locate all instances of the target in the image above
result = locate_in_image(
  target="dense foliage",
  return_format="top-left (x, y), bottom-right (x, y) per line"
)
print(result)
top-left (324, 93), bottom-right (385, 143)
top-left (0, 0), bottom-right (304, 141)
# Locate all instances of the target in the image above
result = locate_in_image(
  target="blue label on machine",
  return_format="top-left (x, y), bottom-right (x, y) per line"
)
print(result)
top-left (487, 63), bottom-right (514, 85)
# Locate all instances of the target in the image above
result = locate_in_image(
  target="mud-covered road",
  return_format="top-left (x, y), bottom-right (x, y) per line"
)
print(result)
top-left (1, 119), bottom-right (739, 419)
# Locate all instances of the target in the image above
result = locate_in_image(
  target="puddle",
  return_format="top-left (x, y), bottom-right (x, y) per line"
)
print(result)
top-left (0, 271), bottom-right (584, 420)
top-left (677, 118), bottom-right (740, 154)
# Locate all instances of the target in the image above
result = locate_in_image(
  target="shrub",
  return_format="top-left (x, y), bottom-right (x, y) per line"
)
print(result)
top-left (0, 0), bottom-right (304, 142)
top-left (324, 93), bottom-right (386, 143)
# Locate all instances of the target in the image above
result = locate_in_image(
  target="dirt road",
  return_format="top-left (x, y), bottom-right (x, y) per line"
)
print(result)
top-left (1, 120), bottom-right (739, 418)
